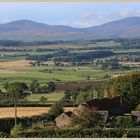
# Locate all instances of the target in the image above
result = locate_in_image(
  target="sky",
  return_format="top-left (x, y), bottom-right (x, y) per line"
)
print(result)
top-left (0, 2), bottom-right (140, 28)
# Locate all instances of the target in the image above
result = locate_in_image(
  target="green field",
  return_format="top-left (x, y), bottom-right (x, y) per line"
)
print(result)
top-left (27, 92), bottom-right (64, 102)
top-left (0, 41), bottom-right (139, 85)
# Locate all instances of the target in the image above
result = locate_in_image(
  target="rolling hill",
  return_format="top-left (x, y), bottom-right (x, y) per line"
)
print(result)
top-left (0, 17), bottom-right (140, 41)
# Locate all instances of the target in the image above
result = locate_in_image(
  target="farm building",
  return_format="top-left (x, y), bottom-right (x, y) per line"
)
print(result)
top-left (55, 111), bottom-right (73, 128)
top-left (85, 96), bottom-right (130, 114)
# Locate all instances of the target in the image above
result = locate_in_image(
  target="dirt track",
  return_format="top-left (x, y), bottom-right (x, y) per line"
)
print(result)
top-left (0, 107), bottom-right (75, 118)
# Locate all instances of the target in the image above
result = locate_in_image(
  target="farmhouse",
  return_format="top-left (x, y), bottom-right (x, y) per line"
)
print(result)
top-left (84, 96), bottom-right (130, 114)
top-left (55, 111), bottom-right (73, 128)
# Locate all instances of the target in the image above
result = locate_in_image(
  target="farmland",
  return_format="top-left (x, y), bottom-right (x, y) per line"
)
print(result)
top-left (0, 107), bottom-right (75, 118)
top-left (0, 39), bottom-right (139, 138)
top-left (27, 92), bottom-right (64, 102)
top-left (0, 39), bottom-right (140, 104)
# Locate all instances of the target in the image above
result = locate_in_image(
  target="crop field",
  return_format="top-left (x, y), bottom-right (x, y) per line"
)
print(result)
top-left (0, 107), bottom-right (75, 118)
top-left (0, 60), bottom-right (137, 85)
top-left (0, 41), bottom-right (139, 85)
top-left (0, 60), bottom-right (107, 83)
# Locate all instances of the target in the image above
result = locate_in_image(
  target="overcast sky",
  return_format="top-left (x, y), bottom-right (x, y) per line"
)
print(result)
top-left (0, 2), bottom-right (140, 27)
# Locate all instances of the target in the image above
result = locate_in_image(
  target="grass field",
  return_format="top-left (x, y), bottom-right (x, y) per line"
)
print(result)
top-left (27, 92), bottom-right (64, 102)
top-left (0, 41), bottom-right (139, 87)
top-left (0, 59), bottom-right (139, 85)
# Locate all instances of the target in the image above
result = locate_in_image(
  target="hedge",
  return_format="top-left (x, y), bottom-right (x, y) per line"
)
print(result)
top-left (0, 114), bottom-right (53, 133)
top-left (19, 128), bottom-right (140, 138)
top-left (0, 102), bottom-right (78, 107)
top-left (0, 131), bottom-right (9, 138)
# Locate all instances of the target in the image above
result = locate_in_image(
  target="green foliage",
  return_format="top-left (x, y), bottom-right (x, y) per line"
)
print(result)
top-left (29, 79), bottom-right (40, 94)
top-left (0, 132), bottom-right (9, 138)
top-left (116, 116), bottom-right (134, 128)
top-left (105, 72), bottom-right (140, 108)
top-left (10, 124), bottom-right (24, 138)
top-left (64, 89), bottom-right (79, 102)
top-left (135, 104), bottom-right (140, 111)
top-left (48, 99), bottom-right (65, 117)
top-left (47, 82), bottom-right (56, 92)
top-left (40, 96), bottom-right (48, 103)
top-left (76, 92), bottom-right (93, 104)
top-left (5, 82), bottom-right (28, 99)
top-left (72, 109), bottom-right (103, 128)
top-left (19, 128), bottom-right (140, 138)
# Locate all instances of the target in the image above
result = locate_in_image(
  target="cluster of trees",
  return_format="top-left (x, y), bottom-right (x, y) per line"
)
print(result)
top-left (94, 59), bottom-right (120, 70)
top-left (29, 80), bottom-right (56, 94)
top-left (119, 39), bottom-right (140, 49)
top-left (26, 50), bottom-right (116, 62)
top-left (0, 48), bottom-right (31, 52)
top-left (104, 72), bottom-right (140, 109)
top-left (62, 86), bottom-right (98, 106)
top-left (25, 54), bottom-right (53, 61)
top-left (35, 48), bottom-right (57, 52)
top-left (0, 40), bottom-right (62, 47)
top-left (54, 51), bottom-right (115, 62)
top-left (118, 55), bottom-right (140, 62)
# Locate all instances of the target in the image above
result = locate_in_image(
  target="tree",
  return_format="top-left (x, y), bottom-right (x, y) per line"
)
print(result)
top-left (47, 82), bottom-right (56, 92)
top-left (64, 89), bottom-right (79, 107)
top-left (40, 96), bottom-right (48, 103)
top-left (76, 92), bottom-right (94, 104)
top-left (104, 72), bottom-right (140, 108)
top-left (72, 108), bottom-right (103, 128)
top-left (29, 79), bottom-right (40, 94)
top-left (48, 99), bottom-right (65, 117)
top-left (5, 82), bottom-right (28, 126)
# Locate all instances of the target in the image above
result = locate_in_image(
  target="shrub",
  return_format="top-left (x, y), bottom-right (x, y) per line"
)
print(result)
top-left (116, 116), bottom-right (134, 128)
top-left (48, 99), bottom-right (65, 117)
top-left (135, 104), bottom-right (140, 111)
top-left (0, 132), bottom-right (9, 138)
top-left (10, 124), bottom-right (24, 137)
top-left (72, 109), bottom-right (103, 128)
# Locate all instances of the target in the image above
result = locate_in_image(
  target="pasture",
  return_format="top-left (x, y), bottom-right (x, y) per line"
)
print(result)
top-left (27, 92), bottom-right (64, 102)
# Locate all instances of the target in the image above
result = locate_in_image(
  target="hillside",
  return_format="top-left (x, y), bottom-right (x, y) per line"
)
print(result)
top-left (0, 17), bottom-right (140, 41)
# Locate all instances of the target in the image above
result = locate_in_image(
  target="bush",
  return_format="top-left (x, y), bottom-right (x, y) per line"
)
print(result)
top-left (72, 109), bottom-right (103, 128)
top-left (135, 104), bottom-right (140, 111)
top-left (116, 116), bottom-right (134, 128)
top-left (0, 132), bottom-right (9, 138)
top-left (48, 99), bottom-right (65, 117)
top-left (0, 113), bottom-right (53, 133)
top-left (10, 124), bottom-right (24, 137)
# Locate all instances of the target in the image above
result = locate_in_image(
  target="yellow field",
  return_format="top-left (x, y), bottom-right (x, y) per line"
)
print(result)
top-left (0, 60), bottom-right (32, 68)
top-left (0, 107), bottom-right (75, 118)
top-left (119, 61), bottom-right (140, 67)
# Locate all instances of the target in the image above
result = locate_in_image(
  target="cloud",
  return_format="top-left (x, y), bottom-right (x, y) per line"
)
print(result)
top-left (66, 8), bottom-right (140, 28)
top-left (0, 19), bottom-right (11, 24)
top-left (67, 11), bottom-right (99, 28)
top-left (106, 9), bottom-right (140, 21)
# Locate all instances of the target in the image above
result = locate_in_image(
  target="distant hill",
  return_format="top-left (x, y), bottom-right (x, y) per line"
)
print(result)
top-left (0, 17), bottom-right (140, 41)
